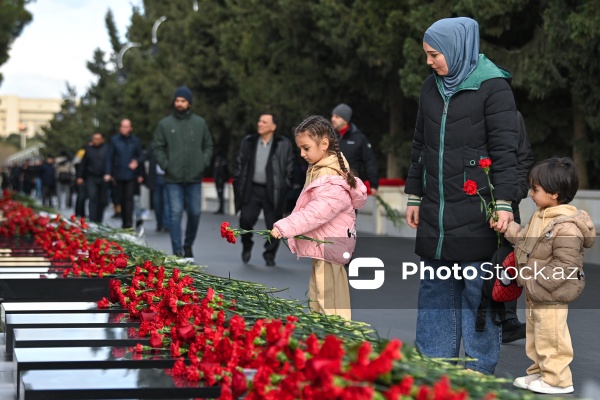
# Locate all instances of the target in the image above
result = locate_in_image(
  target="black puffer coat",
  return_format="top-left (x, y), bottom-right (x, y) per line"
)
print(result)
top-left (405, 55), bottom-right (519, 261)
top-left (338, 124), bottom-right (379, 189)
top-left (233, 134), bottom-right (295, 215)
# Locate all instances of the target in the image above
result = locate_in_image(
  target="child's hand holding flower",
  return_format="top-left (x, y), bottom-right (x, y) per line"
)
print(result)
top-left (220, 222), bottom-right (331, 246)
top-left (463, 157), bottom-right (507, 247)
top-left (270, 228), bottom-right (282, 239)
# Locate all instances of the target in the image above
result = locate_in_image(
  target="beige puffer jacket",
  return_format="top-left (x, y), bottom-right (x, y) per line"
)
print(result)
top-left (505, 205), bottom-right (595, 304)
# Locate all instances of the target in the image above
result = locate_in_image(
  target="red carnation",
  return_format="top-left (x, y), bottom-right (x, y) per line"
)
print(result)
top-left (220, 221), bottom-right (237, 244)
top-left (111, 347), bottom-right (126, 358)
top-left (463, 179), bottom-right (478, 195)
top-left (478, 157), bottom-right (492, 170)
top-left (114, 256), bottom-right (128, 268)
top-left (177, 324), bottom-right (196, 341)
top-left (149, 330), bottom-right (164, 348)
top-left (231, 369), bottom-right (248, 398)
top-left (97, 297), bottom-right (111, 309)
top-left (140, 310), bottom-right (157, 322)
top-left (225, 231), bottom-right (236, 244)
top-left (220, 222), bottom-right (230, 238)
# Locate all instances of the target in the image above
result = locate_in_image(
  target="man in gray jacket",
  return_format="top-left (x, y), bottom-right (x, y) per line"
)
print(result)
top-left (153, 86), bottom-right (213, 260)
top-left (233, 113), bottom-right (295, 266)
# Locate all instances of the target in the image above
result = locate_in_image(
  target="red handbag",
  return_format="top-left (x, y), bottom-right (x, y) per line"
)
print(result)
top-left (491, 250), bottom-right (523, 302)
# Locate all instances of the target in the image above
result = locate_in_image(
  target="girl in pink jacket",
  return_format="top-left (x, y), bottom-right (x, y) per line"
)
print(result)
top-left (271, 115), bottom-right (368, 320)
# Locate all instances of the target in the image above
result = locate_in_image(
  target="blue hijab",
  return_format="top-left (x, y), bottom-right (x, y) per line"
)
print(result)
top-left (423, 17), bottom-right (480, 98)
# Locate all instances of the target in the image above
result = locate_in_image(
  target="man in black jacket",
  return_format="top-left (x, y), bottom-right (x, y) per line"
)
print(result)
top-left (233, 113), bottom-right (295, 266)
top-left (501, 110), bottom-right (535, 343)
top-left (77, 133), bottom-right (108, 223)
top-left (331, 103), bottom-right (379, 194)
top-left (104, 119), bottom-right (143, 229)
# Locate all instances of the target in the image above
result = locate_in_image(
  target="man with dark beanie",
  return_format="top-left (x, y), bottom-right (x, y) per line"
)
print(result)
top-left (153, 86), bottom-right (214, 260)
top-left (331, 103), bottom-right (379, 195)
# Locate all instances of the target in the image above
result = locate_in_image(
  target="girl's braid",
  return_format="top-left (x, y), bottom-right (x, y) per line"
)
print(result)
top-left (327, 120), bottom-right (357, 189)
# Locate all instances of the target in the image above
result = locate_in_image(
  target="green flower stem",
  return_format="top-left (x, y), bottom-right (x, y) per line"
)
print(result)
top-left (375, 195), bottom-right (403, 228)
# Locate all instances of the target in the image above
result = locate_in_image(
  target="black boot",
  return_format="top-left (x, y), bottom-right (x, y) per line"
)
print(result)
top-left (502, 318), bottom-right (526, 343)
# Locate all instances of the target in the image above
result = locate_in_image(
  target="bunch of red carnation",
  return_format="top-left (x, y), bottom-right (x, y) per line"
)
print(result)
top-left (220, 222), bottom-right (237, 243)
top-left (0, 198), bottom-right (38, 236)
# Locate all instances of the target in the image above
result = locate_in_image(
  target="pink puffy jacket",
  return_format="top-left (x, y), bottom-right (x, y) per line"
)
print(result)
top-left (274, 156), bottom-right (368, 264)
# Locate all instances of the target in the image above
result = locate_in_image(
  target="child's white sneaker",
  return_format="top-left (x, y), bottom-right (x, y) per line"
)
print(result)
top-left (513, 373), bottom-right (541, 389)
top-left (527, 379), bottom-right (574, 394)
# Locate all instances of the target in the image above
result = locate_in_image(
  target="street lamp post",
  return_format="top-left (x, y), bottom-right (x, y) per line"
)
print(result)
top-left (151, 16), bottom-right (167, 55)
top-left (117, 42), bottom-right (141, 84)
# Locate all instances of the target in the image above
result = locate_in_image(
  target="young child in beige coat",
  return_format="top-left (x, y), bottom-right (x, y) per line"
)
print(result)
top-left (494, 157), bottom-right (595, 395)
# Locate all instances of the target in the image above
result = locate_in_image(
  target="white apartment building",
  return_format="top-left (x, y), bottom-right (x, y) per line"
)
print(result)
top-left (0, 95), bottom-right (61, 138)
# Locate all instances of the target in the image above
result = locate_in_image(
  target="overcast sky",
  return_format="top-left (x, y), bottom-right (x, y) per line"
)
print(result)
top-left (0, 0), bottom-right (142, 99)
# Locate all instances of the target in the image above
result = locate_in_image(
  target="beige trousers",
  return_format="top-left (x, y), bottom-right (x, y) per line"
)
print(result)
top-left (525, 302), bottom-right (573, 387)
top-left (308, 259), bottom-right (351, 320)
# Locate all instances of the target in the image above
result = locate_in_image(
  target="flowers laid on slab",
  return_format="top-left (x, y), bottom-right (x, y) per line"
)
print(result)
top-left (220, 222), bottom-right (333, 246)
top-left (101, 266), bottom-right (474, 399)
top-left (0, 191), bottom-right (131, 277)
top-left (0, 192), bottom-right (543, 400)
top-left (463, 158), bottom-right (502, 247)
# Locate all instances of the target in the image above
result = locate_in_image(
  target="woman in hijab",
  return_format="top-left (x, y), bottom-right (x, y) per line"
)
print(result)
top-left (404, 17), bottom-right (519, 374)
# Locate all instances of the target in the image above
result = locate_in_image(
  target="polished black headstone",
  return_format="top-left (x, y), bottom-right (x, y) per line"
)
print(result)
top-left (2, 302), bottom-right (126, 323)
top-left (5, 313), bottom-right (139, 354)
top-left (13, 347), bottom-right (180, 397)
top-left (13, 327), bottom-right (148, 350)
top-left (0, 276), bottom-right (110, 302)
top-left (19, 368), bottom-right (220, 399)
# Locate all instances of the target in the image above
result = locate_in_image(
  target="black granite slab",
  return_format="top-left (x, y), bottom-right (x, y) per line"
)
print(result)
top-left (13, 327), bottom-right (148, 350)
top-left (0, 241), bottom-right (40, 249)
top-left (0, 250), bottom-right (45, 255)
top-left (0, 248), bottom-right (44, 254)
top-left (13, 347), bottom-right (180, 397)
top-left (0, 276), bottom-right (110, 302)
top-left (5, 313), bottom-right (139, 354)
top-left (2, 302), bottom-right (126, 323)
top-left (19, 368), bottom-right (220, 399)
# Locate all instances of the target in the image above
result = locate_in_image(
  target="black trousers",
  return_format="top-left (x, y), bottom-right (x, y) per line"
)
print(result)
top-left (85, 176), bottom-right (108, 223)
top-left (239, 184), bottom-right (281, 260)
top-left (75, 183), bottom-right (87, 217)
top-left (116, 180), bottom-right (136, 229)
top-left (41, 185), bottom-right (55, 207)
top-left (503, 300), bottom-right (518, 321)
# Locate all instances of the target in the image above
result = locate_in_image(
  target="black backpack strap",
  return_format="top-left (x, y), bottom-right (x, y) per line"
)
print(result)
top-left (476, 296), bottom-right (488, 332)
top-left (492, 301), bottom-right (506, 326)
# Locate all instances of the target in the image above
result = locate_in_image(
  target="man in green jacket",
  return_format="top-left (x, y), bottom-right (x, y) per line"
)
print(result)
top-left (153, 86), bottom-right (213, 260)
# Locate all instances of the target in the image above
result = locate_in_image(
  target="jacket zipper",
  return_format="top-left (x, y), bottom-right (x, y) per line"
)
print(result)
top-left (529, 301), bottom-right (534, 317)
top-left (435, 99), bottom-right (450, 259)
